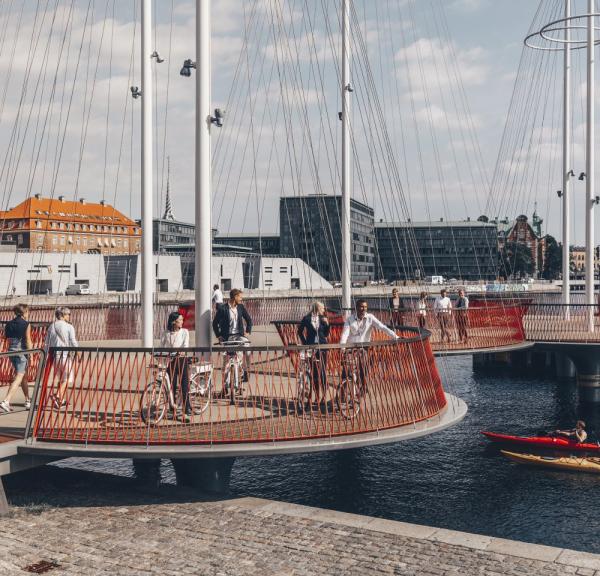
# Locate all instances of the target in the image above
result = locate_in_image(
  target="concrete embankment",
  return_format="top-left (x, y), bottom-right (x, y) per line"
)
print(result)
top-left (0, 466), bottom-right (597, 576)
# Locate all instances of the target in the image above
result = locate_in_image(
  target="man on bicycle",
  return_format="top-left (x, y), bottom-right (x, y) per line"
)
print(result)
top-left (212, 288), bottom-right (253, 383)
top-left (339, 299), bottom-right (399, 391)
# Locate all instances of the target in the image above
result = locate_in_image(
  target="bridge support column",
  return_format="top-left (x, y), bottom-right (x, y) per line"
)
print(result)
top-left (563, 350), bottom-right (600, 403)
top-left (0, 477), bottom-right (9, 516)
top-left (555, 352), bottom-right (576, 380)
top-left (132, 459), bottom-right (161, 488)
top-left (171, 457), bottom-right (235, 494)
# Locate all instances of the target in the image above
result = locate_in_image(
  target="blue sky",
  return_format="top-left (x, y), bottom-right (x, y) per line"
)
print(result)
top-left (0, 1), bottom-right (589, 242)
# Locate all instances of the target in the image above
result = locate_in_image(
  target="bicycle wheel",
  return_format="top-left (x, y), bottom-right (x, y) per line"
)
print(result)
top-left (189, 372), bottom-right (211, 415)
top-left (140, 380), bottom-right (169, 425)
top-left (296, 368), bottom-right (311, 412)
top-left (337, 378), bottom-right (361, 420)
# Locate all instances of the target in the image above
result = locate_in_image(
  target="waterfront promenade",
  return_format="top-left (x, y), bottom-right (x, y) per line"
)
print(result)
top-left (1, 466), bottom-right (598, 576)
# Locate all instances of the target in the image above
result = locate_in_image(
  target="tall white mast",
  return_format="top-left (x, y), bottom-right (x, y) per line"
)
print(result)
top-left (341, 0), bottom-right (352, 313)
top-left (562, 0), bottom-right (571, 310)
top-left (586, 0), bottom-right (595, 331)
top-left (141, 0), bottom-right (154, 347)
top-left (195, 0), bottom-right (212, 347)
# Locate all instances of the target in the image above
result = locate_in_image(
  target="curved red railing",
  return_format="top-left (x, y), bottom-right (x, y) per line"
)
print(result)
top-left (0, 323), bottom-right (48, 385)
top-left (30, 331), bottom-right (448, 446)
top-left (523, 303), bottom-right (600, 343)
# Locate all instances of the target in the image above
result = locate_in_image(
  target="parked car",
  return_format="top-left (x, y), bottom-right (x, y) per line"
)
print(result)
top-left (65, 284), bottom-right (90, 295)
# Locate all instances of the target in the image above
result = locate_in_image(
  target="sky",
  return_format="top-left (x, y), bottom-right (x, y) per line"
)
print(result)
top-left (0, 0), bottom-right (592, 243)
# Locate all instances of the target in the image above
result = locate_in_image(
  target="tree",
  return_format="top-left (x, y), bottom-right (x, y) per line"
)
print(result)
top-left (499, 242), bottom-right (534, 279)
top-left (542, 235), bottom-right (561, 280)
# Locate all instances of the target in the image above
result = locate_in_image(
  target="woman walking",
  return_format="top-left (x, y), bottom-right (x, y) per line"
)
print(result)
top-left (45, 307), bottom-right (79, 409)
top-left (0, 304), bottom-right (33, 412)
top-left (160, 311), bottom-right (192, 423)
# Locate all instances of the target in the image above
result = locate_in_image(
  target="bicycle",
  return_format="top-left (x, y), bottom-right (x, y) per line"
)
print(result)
top-left (140, 355), bottom-right (213, 425)
top-left (296, 349), bottom-right (316, 412)
top-left (218, 336), bottom-right (250, 406)
top-left (336, 349), bottom-right (366, 420)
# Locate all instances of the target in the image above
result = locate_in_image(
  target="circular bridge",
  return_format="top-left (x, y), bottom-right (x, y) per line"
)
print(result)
top-left (22, 327), bottom-right (464, 458)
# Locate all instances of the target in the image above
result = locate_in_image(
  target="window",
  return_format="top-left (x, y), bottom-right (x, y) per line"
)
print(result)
top-left (52, 237), bottom-right (57, 245)
top-left (36, 221), bottom-right (42, 229)
top-left (264, 267), bottom-right (273, 273)
top-left (124, 239), bottom-right (128, 247)
top-left (279, 267), bottom-right (287, 273)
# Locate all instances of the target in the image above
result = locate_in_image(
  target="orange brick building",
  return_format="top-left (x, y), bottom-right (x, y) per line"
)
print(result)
top-left (0, 195), bottom-right (141, 255)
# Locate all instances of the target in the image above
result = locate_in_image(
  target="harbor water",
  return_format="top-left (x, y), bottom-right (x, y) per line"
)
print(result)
top-left (50, 354), bottom-right (600, 554)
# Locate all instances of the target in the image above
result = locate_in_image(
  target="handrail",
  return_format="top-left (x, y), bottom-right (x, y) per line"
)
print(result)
top-left (31, 335), bottom-right (446, 446)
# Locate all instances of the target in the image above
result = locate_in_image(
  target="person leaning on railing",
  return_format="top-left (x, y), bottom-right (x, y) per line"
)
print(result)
top-left (0, 303), bottom-right (33, 413)
top-left (340, 299), bottom-right (399, 391)
top-left (45, 307), bottom-right (78, 409)
top-left (433, 289), bottom-right (452, 343)
top-left (417, 292), bottom-right (428, 329)
top-left (389, 288), bottom-right (405, 328)
top-left (454, 289), bottom-right (469, 344)
top-left (297, 301), bottom-right (330, 404)
top-left (160, 311), bottom-right (192, 423)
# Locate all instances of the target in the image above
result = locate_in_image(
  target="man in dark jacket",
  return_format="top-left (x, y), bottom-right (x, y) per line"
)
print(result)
top-left (297, 301), bottom-right (330, 405)
top-left (213, 288), bottom-right (253, 383)
top-left (212, 288), bottom-right (253, 342)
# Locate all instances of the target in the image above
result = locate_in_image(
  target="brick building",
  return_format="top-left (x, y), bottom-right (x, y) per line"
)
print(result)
top-left (497, 212), bottom-right (546, 277)
top-left (0, 194), bottom-right (141, 255)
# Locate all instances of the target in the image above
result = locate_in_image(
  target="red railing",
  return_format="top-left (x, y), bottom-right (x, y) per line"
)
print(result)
top-left (30, 332), bottom-right (446, 445)
top-left (523, 303), bottom-right (600, 343)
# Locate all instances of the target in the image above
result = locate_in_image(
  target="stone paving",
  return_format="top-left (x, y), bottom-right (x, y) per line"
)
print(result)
top-left (0, 467), bottom-right (599, 576)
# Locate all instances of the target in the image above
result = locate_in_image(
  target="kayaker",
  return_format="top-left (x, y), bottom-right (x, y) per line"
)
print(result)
top-left (555, 420), bottom-right (587, 443)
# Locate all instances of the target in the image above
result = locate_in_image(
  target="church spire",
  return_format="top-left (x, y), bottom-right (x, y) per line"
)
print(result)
top-left (163, 157), bottom-right (175, 220)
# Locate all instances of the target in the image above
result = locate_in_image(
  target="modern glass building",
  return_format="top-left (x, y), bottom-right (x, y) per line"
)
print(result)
top-left (375, 220), bottom-right (499, 281)
top-left (280, 195), bottom-right (375, 283)
top-left (212, 233), bottom-right (280, 255)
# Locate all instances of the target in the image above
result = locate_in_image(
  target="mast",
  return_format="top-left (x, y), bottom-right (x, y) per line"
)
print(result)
top-left (562, 0), bottom-right (571, 311)
top-left (341, 0), bottom-right (351, 313)
top-left (586, 0), bottom-right (595, 331)
top-left (195, 0), bottom-right (212, 347)
top-left (141, 0), bottom-right (154, 347)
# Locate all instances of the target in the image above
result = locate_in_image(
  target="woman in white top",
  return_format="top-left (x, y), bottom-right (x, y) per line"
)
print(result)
top-left (45, 307), bottom-right (79, 409)
top-left (160, 311), bottom-right (191, 422)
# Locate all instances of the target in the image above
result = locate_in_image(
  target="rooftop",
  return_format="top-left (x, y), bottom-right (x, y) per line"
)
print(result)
top-left (376, 220), bottom-right (497, 229)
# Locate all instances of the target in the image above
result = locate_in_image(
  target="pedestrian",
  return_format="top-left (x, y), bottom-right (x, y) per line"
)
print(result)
top-left (212, 284), bottom-right (223, 312)
top-left (0, 304), bottom-right (33, 413)
top-left (417, 292), bottom-right (428, 329)
top-left (389, 288), bottom-right (405, 328)
top-left (160, 311), bottom-right (192, 423)
top-left (455, 289), bottom-right (469, 343)
top-left (297, 301), bottom-right (330, 404)
top-left (340, 299), bottom-right (399, 391)
top-left (433, 289), bottom-right (452, 343)
top-left (212, 288), bottom-right (253, 384)
top-left (45, 307), bottom-right (78, 409)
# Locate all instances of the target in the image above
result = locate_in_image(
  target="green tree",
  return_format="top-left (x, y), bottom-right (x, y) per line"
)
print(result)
top-left (542, 235), bottom-right (562, 280)
top-left (499, 241), bottom-right (534, 279)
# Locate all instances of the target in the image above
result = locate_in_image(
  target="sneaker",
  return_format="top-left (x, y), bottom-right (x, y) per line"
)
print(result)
top-left (24, 400), bottom-right (31, 410)
top-left (0, 400), bottom-right (10, 413)
top-left (51, 394), bottom-right (66, 409)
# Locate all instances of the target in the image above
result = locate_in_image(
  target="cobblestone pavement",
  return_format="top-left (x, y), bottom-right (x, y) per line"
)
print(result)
top-left (1, 467), bottom-right (599, 576)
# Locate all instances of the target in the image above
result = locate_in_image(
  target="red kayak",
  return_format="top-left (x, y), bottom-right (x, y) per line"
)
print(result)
top-left (482, 431), bottom-right (600, 454)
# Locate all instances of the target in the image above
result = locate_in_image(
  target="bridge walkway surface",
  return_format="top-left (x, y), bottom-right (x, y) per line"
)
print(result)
top-left (0, 465), bottom-right (599, 575)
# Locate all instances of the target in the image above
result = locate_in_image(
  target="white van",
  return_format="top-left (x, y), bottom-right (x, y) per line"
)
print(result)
top-left (65, 284), bottom-right (90, 295)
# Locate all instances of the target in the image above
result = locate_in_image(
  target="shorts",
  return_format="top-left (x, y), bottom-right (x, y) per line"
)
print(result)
top-left (9, 354), bottom-right (27, 375)
top-left (54, 355), bottom-right (74, 384)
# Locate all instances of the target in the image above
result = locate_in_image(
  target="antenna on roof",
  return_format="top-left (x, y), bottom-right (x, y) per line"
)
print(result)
top-left (163, 157), bottom-right (175, 221)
